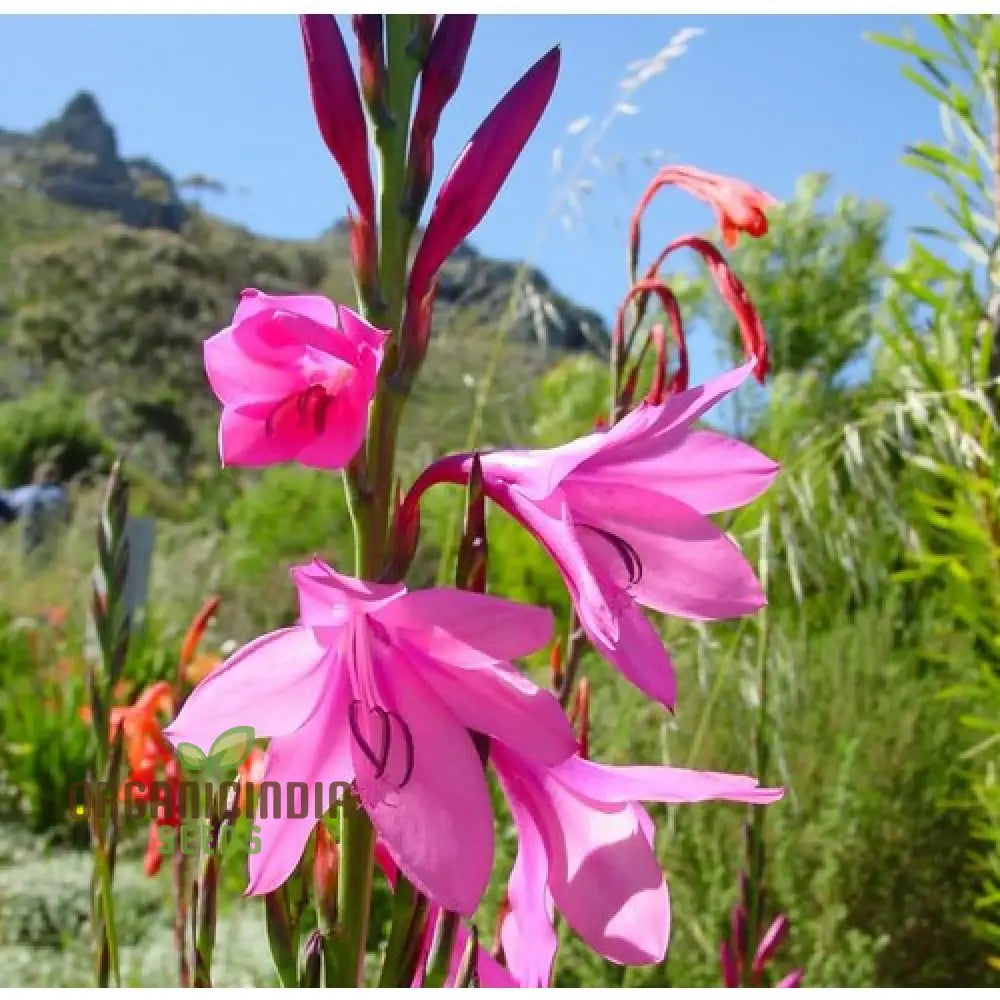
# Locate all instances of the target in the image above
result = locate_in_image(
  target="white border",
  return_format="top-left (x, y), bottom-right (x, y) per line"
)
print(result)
top-left (0, 4), bottom-right (996, 15)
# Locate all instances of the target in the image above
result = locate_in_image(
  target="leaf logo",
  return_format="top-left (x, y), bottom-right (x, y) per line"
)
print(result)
top-left (175, 725), bottom-right (255, 783)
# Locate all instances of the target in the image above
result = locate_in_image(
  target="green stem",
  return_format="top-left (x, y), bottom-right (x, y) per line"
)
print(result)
top-left (377, 877), bottom-right (421, 986)
top-left (337, 16), bottom-right (424, 986)
top-left (423, 911), bottom-right (459, 988)
top-left (335, 792), bottom-right (376, 985)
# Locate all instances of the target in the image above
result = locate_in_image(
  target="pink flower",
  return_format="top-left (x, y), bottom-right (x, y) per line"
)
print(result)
top-left (299, 15), bottom-right (374, 224)
top-left (164, 558), bottom-right (575, 914)
top-left (491, 745), bottom-right (783, 986)
top-left (401, 46), bottom-right (560, 373)
top-left (407, 363), bottom-right (778, 709)
top-left (204, 289), bottom-right (388, 470)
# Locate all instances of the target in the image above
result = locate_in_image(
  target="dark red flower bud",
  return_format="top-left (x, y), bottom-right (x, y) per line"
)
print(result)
top-left (405, 16), bottom-right (477, 217)
top-left (405, 46), bottom-right (560, 363)
top-left (351, 16), bottom-right (386, 120)
top-left (300, 15), bottom-right (375, 224)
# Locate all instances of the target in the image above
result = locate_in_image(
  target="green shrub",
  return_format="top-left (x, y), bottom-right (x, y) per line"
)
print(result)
top-left (0, 386), bottom-right (108, 486)
top-left (222, 465), bottom-right (356, 630)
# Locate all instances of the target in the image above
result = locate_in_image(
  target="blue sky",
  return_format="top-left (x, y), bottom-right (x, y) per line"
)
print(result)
top-left (0, 15), bottom-right (943, 380)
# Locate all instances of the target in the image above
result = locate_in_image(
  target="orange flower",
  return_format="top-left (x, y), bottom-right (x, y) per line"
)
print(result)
top-left (81, 681), bottom-right (175, 783)
top-left (178, 595), bottom-right (221, 671)
top-left (143, 757), bottom-right (182, 876)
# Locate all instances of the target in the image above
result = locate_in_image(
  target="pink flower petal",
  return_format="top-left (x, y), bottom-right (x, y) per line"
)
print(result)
top-left (293, 391), bottom-right (369, 471)
top-left (776, 969), bottom-right (805, 988)
top-left (164, 627), bottom-right (333, 750)
top-left (354, 637), bottom-right (494, 915)
top-left (494, 748), bottom-right (559, 987)
top-left (576, 428), bottom-right (778, 516)
top-left (234, 288), bottom-right (337, 330)
top-left (247, 668), bottom-right (355, 894)
top-left (582, 598), bottom-right (677, 710)
top-left (379, 587), bottom-right (554, 664)
top-left (619, 361), bottom-right (756, 445)
top-left (571, 483), bottom-right (765, 620)
top-left (497, 488), bottom-right (618, 647)
top-left (291, 557), bottom-right (405, 625)
top-left (405, 637), bottom-right (576, 765)
top-left (551, 755), bottom-right (784, 807)
top-left (203, 328), bottom-right (302, 406)
top-left (338, 303), bottom-right (389, 351)
top-left (494, 745), bottom-right (669, 969)
top-left (217, 404), bottom-right (314, 468)
top-left (753, 914), bottom-right (790, 975)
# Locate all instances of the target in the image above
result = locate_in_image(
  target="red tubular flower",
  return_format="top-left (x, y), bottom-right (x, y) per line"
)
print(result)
top-left (615, 279), bottom-right (689, 407)
top-left (300, 15), bottom-right (375, 224)
top-left (650, 235), bottom-right (768, 382)
top-left (401, 45), bottom-right (560, 373)
top-left (406, 16), bottom-right (478, 214)
top-left (630, 164), bottom-right (777, 275)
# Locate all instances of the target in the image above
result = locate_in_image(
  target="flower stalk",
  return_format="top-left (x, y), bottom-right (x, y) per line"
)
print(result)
top-left (87, 458), bottom-right (132, 988)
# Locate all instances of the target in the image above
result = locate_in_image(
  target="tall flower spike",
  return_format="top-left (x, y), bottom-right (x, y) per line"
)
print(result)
top-left (405, 16), bottom-right (478, 215)
top-left (300, 15), bottom-right (375, 225)
top-left (401, 46), bottom-right (560, 374)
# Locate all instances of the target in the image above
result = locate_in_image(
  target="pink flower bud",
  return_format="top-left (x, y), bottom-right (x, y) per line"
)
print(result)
top-left (300, 15), bottom-right (375, 224)
top-left (719, 939), bottom-right (740, 988)
top-left (403, 46), bottom-right (560, 368)
top-left (752, 914), bottom-right (790, 977)
top-left (384, 479), bottom-right (422, 582)
top-left (775, 969), bottom-right (805, 988)
top-left (405, 16), bottom-right (477, 215)
top-left (731, 902), bottom-right (749, 964)
top-left (418, 16), bottom-right (477, 124)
